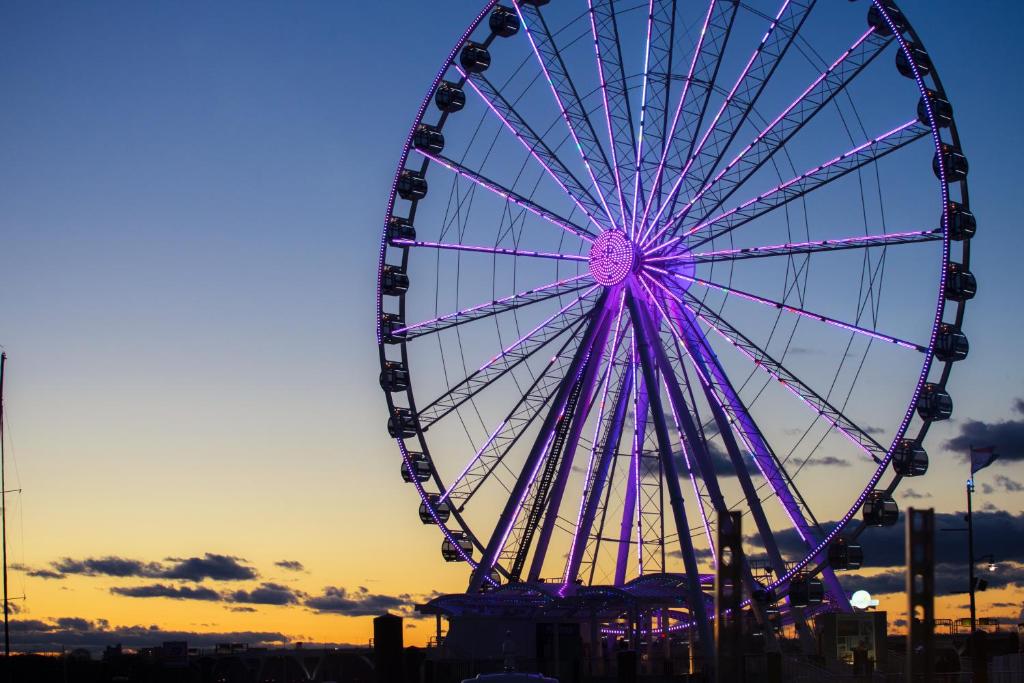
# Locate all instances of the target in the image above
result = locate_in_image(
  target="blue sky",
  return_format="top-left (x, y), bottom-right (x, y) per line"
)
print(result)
top-left (0, 1), bottom-right (1022, 646)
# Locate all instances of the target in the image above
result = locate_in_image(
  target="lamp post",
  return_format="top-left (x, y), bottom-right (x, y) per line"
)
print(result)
top-left (967, 477), bottom-right (976, 635)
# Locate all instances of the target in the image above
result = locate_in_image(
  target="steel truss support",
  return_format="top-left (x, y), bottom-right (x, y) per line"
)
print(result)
top-left (524, 314), bottom-right (613, 581)
top-left (626, 288), bottom-right (714, 667)
top-left (563, 364), bottom-right (634, 587)
top-left (469, 293), bottom-right (611, 592)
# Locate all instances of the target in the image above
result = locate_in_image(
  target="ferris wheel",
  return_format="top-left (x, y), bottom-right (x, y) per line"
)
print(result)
top-left (376, 0), bottom-right (973, 641)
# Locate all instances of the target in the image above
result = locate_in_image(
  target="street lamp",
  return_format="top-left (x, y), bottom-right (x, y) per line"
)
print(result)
top-left (979, 554), bottom-right (997, 573)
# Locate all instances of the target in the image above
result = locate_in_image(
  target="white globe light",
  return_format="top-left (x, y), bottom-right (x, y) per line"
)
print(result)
top-left (850, 590), bottom-right (879, 610)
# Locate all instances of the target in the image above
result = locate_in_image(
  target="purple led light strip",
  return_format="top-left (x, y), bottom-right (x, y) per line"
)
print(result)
top-left (628, 0), bottom-right (658, 239)
top-left (414, 149), bottom-right (595, 243)
top-left (457, 65), bottom-right (610, 235)
top-left (396, 273), bottom-right (591, 335)
top-left (654, 228), bottom-right (941, 263)
top-left (639, 0), bottom-right (797, 246)
top-left (650, 266), bottom-right (928, 352)
top-left (645, 27), bottom-right (878, 248)
top-left (393, 239), bottom-right (588, 263)
top-left (379, 0), bottom-right (499, 576)
top-left (513, 1), bottom-right (619, 230)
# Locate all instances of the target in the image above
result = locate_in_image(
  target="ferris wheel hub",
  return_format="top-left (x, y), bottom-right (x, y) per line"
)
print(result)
top-left (588, 230), bottom-right (639, 286)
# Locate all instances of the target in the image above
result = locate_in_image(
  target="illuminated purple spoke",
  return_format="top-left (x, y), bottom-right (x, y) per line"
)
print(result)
top-left (468, 301), bottom-right (613, 591)
top-left (514, 2), bottom-right (620, 229)
top-left (661, 229), bottom-right (942, 264)
top-left (414, 149), bottom-right (596, 242)
top-left (653, 266), bottom-right (928, 352)
top-left (629, 0), bottom-right (677, 238)
top-left (614, 346), bottom-right (645, 585)
top-left (671, 287), bottom-right (888, 464)
top-left (641, 0), bottom-right (815, 246)
top-left (671, 119), bottom-right (930, 249)
top-left (457, 66), bottom-right (612, 233)
top-left (398, 274), bottom-right (592, 340)
top-left (668, 27), bottom-right (890, 232)
top-left (588, 0), bottom-right (636, 229)
top-left (638, 0), bottom-right (736, 237)
top-left (393, 239), bottom-right (588, 263)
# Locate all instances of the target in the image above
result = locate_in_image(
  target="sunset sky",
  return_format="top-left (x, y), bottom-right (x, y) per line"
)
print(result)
top-left (0, 1), bottom-right (1022, 651)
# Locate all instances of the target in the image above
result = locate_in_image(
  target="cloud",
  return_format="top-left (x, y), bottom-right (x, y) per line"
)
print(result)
top-left (8, 617), bottom-right (293, 652)
top-left (274, 560), bottom-right (305, 572)
top-left (304, 586), bottom-right (408, 616)
top-left (839, 562), bottom-right (1024, 597)
top-left (110, 584), bottom-right (221, 601)
top-left (42, 553), bottom-right (257, 582)
top-left (228, 583), bottom-right (302, 606)
top-left (161, 554), bottom-right (257, 581)
top-left (995, 475), bottom-right (1023, 492)
top-left (944, 399), bottom-right (1024, 463)
top-left (762, 510), bottom-right (1024, 569)
top-left (900, 488), bottom-right (931, 499)
top-left (803, 456), bottom-right (851, 468)
top-left (52, 557), bottom-right (164, 578)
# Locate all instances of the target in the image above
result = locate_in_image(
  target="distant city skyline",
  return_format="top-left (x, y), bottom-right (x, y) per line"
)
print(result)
top-left (0, 0), bottom-right (1021, 650)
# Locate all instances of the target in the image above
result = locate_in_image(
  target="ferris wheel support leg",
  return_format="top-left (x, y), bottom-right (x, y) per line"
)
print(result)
top-left (468, 295), bottom-right (612, 593)
top-left (636, 298), bottom-right (780, 649)
top-left (669, 301), bottom-right (851, 613)
top-left (563, 364), bottom-right (635, 588)
top-left (614, 370), bottom-right (648, 586)
top-left (526, 317), bottom-right (613, 583)
top-left (626, 289), bottom-right (715, 667)
top-left (669, 301), bottom-right (815, 652)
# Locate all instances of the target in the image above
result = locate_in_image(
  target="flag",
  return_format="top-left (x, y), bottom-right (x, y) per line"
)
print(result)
top-left (970, 446), bottom-right (999, 474)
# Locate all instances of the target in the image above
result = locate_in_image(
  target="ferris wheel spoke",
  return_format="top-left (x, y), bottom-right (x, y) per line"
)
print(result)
top-left (417, 286), bottom-right (602, 428)
top-left (626, 289), bottom-right (714, 657)
top-left (641, 0), bottom-right (815, 246)
top-left (398, 274), bottom-right (593, 341)
top-left (667, 26), bottom-right (893, 235)
top-left (587, 0), bottom-right (637, 230)
top-left (439, 322), bottom-right (591, 510)
top-left (678, 290), bottom-right (888, 464)
top-left (469, 300), bottom-right (614, 591)
top-left (458, 67), bottom-right (613, 233)
top-left (675, 228), bottom-right (942, 264)
top-left (392, 238), bottom-right (588, 264)
top-left (677, 118), bottom-right (931, 250)
top-left (515, 2), bottom-right (621, 228)
top-left (651, 266), bottom-right (929, 353)
top-left (629, 0), bottom-right (676, 237)
top-left (414, 149), bottom-right (597, 242)
top-left (638, 0), bottom-right (738, 238)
